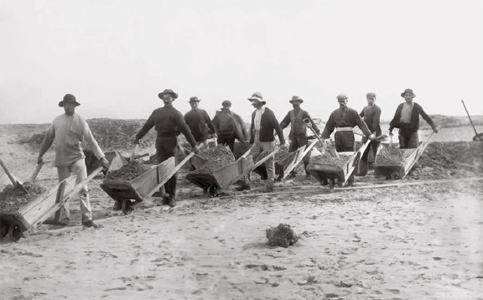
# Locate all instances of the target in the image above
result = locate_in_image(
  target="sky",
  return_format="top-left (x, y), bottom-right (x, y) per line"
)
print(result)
top-left (1, 0), bottom-right (482, 126)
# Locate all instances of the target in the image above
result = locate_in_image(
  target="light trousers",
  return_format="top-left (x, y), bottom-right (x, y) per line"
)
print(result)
top-left (250, 132), bottom-right (276, 182)
top-left (57, 158), bottom-right (92, 222)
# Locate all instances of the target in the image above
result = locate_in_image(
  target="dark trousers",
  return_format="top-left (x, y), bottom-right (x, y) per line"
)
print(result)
top-left (155, 137), bottom-right (179, 196)
top-left (289, 134), bottom-right (310, 173)
top-left (334, 131), bottom-right (355, 152)
top-left (398, 129), bottom-right (419, 149)
top-left (217, 134), bottom-right (236, 152)
top-left (358, 137), bottom-right (381, 175)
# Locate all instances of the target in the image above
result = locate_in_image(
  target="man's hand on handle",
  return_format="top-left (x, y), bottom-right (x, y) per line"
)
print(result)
top-left (133, 138), bottom-right (140, 145)
top-left (101, 156), bottom-right (110, 171)
top-left (37, 156), bottom-right (44, 165)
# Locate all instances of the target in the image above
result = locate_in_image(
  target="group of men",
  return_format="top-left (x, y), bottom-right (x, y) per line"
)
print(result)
top-left (38, 88), bottom-right (438, 228)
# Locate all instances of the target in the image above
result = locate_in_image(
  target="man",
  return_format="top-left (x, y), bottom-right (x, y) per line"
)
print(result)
top-left (279, 95), bottom-right (319, 177)
top-left (389, 88), bottom-right (439, 149)
top-left (184, 96), bottom-right (216, 148)
top-left (357, 92), bottom-right (382, 176)
top-left (212, 100), bottom-right (249, 152)
top-left (38, 94), bottom-right (109, 228)
top-left (321, 94), bottom-right (374, 151)
top-left (241, 92), bottom-right (287, 192)
top-left (134, 89), bottom-right (197, 207)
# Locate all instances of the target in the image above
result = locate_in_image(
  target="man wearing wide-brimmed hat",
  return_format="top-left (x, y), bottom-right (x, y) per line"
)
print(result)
top-left (388, 88), bottom-right (439, 149)
top-left (184, 96), bottom-right (216, 148)
top-left (38, 94), bottom-right (109, 228)
top-left (358, 92), bottom-right (382, 176)
top-left (280, 95), bottom-right (320, 178)
top-left (241, 92), bottom-right (287, 192)
top-left (134, 89), bottom-right (197, 207)
top-left (212, 100), bottom-right (249, 152)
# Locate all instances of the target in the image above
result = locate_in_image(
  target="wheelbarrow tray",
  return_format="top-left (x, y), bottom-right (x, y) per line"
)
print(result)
top-left (375, 132), bottom-right (435, 179)
top-left (307, 139), bottom-right (370, 187)
top-left (100, 157), bottom-right (176, 203)
top-left (186, 155), bottom-right (255, 196)
top-left (0, 176), bottom-right (76, 240)
top-left (100, 153), bottom-right (194, 213)
top-left (186, 147), bottom-right (280, 196)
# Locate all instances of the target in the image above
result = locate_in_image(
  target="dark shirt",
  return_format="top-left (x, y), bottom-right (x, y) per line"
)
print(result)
top-left (184, 109), bottom-right (215, 143)
top-left (321, 106), bottom-right (372, 139)
top-left (136, 106), bottom-right (196, 148)
top-left (360, 104), bottom-right (382, 135)
top-left (249, 107), bottom-right (285, 144)
top-left (280, 108), bottom-right (320, 139)
top-left (389, 102), bottom-right (436, 132)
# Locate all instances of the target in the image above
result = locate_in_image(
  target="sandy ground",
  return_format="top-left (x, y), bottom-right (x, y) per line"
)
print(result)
top-left (1, 124), bottom-right (483, 300)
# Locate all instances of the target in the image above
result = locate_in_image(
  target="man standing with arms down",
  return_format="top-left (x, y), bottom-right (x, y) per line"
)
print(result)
top-left (134, 89), bottom-right (197, 207)
top-left (388, 88), bottom-right (439, 149)
top-left (184, 96), bottom-right (216, 148)
top-left (38, 94), bottom-right (109, 228)
top-left (279, 95), bottom-right (319, 178)
top-left (321, 94), bottom-right (374, 151)
top-left (241, 92), bottom-right (287, 192)
top-left (212, 100), bottom-right (249, 152)
top-left (357, 92), bottom-right (382, 176)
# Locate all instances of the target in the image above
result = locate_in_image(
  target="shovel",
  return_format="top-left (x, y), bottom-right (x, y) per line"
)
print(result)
top-left (30, 161), bottom-right (44, 182)
top-left (303, 118), bottom-right (339, 158)
top-left (461, 99), bottom-right (483, 141)
top-left (130, 144), bottom-right (139, 161)
top-left (0, 157), bottom-right (29, 194)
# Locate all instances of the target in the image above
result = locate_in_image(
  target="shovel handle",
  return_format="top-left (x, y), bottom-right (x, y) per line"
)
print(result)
top-left (130, 144), bottom-right (139, 161)
top-left (30, 161), bottom-right (44, 182)
top-left (0, 157), bottom-right (18, 186)
top-left (461, 99), bottom-right (479, 135)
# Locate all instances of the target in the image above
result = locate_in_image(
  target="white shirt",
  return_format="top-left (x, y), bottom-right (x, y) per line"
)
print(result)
top-left (400, 102), bottom-right (414, 123)
top-left (254, 106), bottom-right (265, 131)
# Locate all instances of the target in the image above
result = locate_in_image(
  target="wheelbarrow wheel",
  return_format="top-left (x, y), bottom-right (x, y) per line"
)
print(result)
top-left (391, 173), bottom-right (400, 180)
top-left (208, 185), bottom-right (219, 197)
top-left (0, 221), bottom-right (8, 238)
top-left (8, 224), bottom-right (21, 242)
top-left (121, 199), bottom-right (134, 215)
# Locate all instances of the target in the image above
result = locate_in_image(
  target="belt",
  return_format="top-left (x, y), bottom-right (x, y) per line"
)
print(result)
top-left (335, 127), bottom-right (353, 132)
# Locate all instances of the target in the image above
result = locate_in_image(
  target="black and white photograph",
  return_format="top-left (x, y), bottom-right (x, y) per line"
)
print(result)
top-left (1, 0), bottom-right (482, 299)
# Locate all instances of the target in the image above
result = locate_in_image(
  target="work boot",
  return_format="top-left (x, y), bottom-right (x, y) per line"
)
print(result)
top-left (112, 201), bottom-right (122, 211)
top-left (168, 196), bottom-right (177, 207)
top-left (82, 220), bottom-right (99, 229)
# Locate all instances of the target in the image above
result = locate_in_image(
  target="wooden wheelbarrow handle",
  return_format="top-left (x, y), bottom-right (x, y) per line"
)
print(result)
top-left (302, 118), bottom-right (339, 158)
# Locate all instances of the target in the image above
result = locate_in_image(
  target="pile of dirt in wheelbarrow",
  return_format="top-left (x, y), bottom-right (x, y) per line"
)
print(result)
top-left (190, 145), bottom-right (235, 174)
top-left (104, 160), bottom-right (151, 181)
top-left (376, 144), bottom-right (414, 165)
top-left (408, 141), bottom-right (483, 179)
top-left (307, 152), bottom-right (352, 168)
top-left (0, 182), bottom-right (46, 212)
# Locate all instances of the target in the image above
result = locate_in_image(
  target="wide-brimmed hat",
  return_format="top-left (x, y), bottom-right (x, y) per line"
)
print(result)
top-left (58, 94), bottom-right (80, 107)
top-left (289, 95), bottom-right (303, 103)
top-left (336, 94), bottom-right (348, 100)
top-left (189, 96), bottom-right (201, 103)
top-left (401, 88), bottom-right (416, 98)
top-left (158, 89), bottom-right (178, 100)
top-left (222, 100), bottom-right (231, 107)
top-left (247, 92), bottom-right (266, 105)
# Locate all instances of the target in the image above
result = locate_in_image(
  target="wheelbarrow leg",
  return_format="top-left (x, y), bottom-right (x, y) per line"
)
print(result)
top-left (0, 221), bottom-right (8, 238)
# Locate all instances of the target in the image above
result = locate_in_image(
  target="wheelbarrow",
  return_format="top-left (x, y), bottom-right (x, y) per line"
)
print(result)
top-left (374, 131), bottom-right (436, 180)
top-left (307, 138), bottom-right (371, 189)
top-left (0, 167), bottom-right (103, 242)
top-left (186, 147), bottom-right (280, 197)
top-left (100, 153), bottom-right (194, 214)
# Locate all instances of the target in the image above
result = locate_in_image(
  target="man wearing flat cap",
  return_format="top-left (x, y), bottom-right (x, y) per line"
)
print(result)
top-left (358, 92), bottom-right (382, 176)
top-left (212, 100), bottom-right (249, 152)
top-left (184, 96), bottom-right (216, 149)
top-left (280, 95), bottom-right (320, 178)
top-left (388, 88), bottom-right (438, 149)
top-left (134, 89), bottom-right (197, 207)
top-left (242, 92), bottom-right (287, 193)
top-left (38, 94), bottom-right (109, 228)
